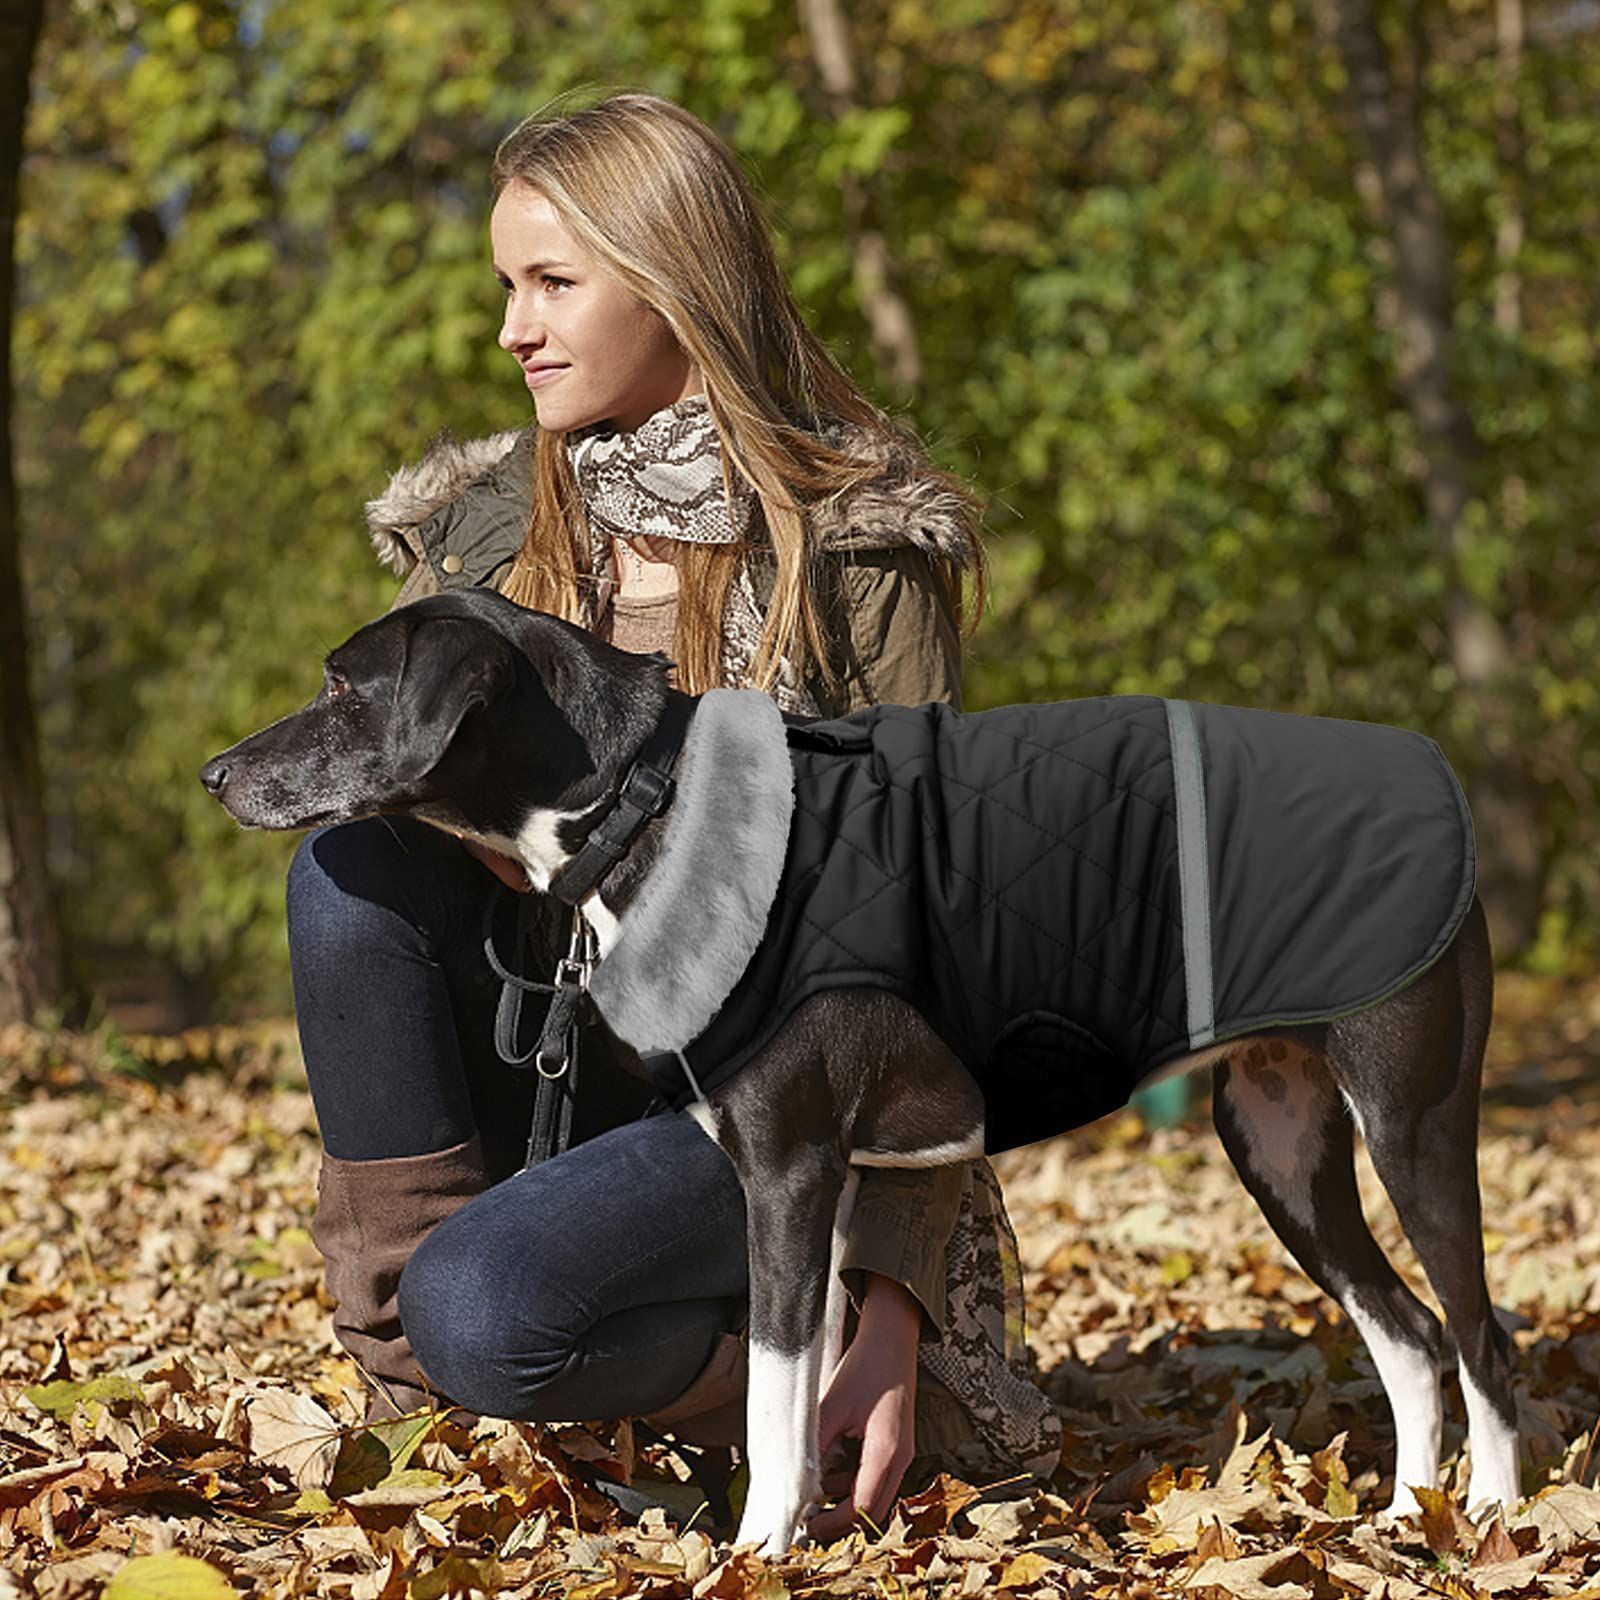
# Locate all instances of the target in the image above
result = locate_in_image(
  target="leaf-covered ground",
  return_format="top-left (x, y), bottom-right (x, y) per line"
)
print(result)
top-left (3, 972), bottom-right (1599, 1598)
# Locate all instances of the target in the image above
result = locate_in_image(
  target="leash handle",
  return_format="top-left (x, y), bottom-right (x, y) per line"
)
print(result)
top-left (480, 893), bottom-right (598, 1167)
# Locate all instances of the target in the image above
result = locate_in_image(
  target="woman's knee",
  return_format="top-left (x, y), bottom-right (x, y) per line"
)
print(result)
top-left (398, 1211), bottom-right (583, 1418)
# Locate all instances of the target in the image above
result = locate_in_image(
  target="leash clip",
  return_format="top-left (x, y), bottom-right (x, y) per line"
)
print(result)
top-left (534, 915), bottom-right (598, 1079)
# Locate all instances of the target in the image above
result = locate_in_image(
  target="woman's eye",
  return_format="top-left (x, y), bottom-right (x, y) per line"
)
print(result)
top-left (543, 275), bottom-right (571, 291)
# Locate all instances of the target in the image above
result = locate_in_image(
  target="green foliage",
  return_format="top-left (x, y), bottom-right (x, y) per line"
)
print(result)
top-left (15, 0), bottom-right (1600, 1011)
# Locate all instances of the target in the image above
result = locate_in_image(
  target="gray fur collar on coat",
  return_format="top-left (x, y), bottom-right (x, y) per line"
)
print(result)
top-left (363, 418), bottom-right (977, 577)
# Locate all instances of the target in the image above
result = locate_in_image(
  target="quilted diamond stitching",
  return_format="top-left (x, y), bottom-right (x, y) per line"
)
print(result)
top-left (779, 705), bottom-right (1190, 1040)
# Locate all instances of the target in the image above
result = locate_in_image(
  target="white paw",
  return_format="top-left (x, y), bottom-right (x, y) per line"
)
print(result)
top-left (1382, 1482), bottom-right (1428, 1520)
top-left (735, 1492), bottom-right (807, 1556)
top-left (1466, 1471), bottom-right (1521, 1518)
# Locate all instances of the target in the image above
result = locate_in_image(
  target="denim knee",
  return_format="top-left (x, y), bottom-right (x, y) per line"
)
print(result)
top-left (397, 1206), bottom-right (580, 1419)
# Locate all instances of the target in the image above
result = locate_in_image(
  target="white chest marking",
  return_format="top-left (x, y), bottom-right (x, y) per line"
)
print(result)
top-left (582, 893), bottom-right (620, 954)
top-left (511, 807), bottom-right (589, 892)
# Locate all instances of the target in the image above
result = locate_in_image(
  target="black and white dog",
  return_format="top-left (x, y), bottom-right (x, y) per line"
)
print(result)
top-left (201, 589), bottom-right (1519, 1552)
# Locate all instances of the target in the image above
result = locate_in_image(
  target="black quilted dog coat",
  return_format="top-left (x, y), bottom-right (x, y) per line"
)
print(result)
top-left (655, 696), bottom-right (1476, 1153)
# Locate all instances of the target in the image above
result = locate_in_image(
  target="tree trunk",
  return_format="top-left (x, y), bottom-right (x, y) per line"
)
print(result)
top-left (796, 0), bottom-right (923, 397)
top-left (1328, 0), bottom-right (1541, 957)
top-left (0, 0), bottom-right (63, 1023)
top-left (1493, 0), bottom-right (1525, 339)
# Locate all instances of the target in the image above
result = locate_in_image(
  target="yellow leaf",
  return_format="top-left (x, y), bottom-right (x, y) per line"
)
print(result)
top-left (409, 1554), bottom-right (503, 1598)
top-left (1322, 1471), bottom-right (1358, 1518)
top-left (1160, 1250), bottom-right (1195, 1285)
top-left (24, 1375), bottom-right (144, 1419)
top-left (998, 1551), bottom-right (1055, 1588)
top-left (104, 1552), bottom-right (240, 1600)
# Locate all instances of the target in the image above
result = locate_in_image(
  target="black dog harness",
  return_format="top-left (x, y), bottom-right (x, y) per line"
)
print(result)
top-left (488, 690), bottom-right (696, 1165)
top-left (645, 696), bottom-right (1475, 1152)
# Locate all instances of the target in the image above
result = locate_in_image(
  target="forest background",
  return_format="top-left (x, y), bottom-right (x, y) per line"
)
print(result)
top-left (3, 0), bottom-right (1598, 1027)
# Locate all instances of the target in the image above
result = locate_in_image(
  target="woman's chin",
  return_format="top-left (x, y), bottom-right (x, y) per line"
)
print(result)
top-left (531, 386), bottom-right (607, 435)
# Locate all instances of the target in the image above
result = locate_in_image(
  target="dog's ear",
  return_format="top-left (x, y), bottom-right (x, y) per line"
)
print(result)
top-left (391, 619), bottom-right (516, 786)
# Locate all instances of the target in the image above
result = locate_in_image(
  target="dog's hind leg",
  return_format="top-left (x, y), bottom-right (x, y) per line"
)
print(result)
top-left (1330, 898), bottom-right (1519, 1513)
top-left (1213, 1036), bottom-right (1447, 1516)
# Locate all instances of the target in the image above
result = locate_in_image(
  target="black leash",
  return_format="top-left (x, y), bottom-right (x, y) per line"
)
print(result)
top-left (483, 895), bottom-right (597, 1167)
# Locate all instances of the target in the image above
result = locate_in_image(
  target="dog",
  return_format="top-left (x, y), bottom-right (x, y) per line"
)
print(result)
top-left (201, 587), bottom-right (1519, 1553)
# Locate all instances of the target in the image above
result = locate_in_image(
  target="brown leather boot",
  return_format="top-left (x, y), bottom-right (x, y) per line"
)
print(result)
top-left (640, 1331), bottom-right (747, 1448)
top-left (310, 1137), bottom-right (488, 1419)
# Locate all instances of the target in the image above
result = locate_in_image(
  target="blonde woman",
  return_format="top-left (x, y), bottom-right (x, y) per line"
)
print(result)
top-left (288, 92), bottom-right (1059, 1538)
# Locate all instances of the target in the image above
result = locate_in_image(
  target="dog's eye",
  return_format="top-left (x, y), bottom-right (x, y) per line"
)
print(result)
top-left (326, 674), bottom-right (349, 701)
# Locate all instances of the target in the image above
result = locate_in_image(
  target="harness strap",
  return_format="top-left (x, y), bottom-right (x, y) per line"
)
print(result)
top-left (549, 690), bottom-right (696, 906)
top-left (483, 894), bottom-right (597, 1167)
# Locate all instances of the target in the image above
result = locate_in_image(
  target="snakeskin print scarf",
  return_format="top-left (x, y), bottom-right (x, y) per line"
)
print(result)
top-left (566, 395), bottom-right (819, 715)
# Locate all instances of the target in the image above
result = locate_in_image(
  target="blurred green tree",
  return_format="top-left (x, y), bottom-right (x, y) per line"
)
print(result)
top-left (14, 0), bottom-right (1600, 1015)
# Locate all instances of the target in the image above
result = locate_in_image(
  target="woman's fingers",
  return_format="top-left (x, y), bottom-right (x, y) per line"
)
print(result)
top-left (854, 1411), bottom-right (914, 1529)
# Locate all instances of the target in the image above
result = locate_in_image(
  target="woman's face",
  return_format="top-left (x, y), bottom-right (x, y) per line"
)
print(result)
top-left (491, 182), bottom-right (700, 434)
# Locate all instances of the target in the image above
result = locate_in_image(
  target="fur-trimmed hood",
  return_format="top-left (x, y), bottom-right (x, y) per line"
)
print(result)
top-left (366, 429), bottom-right (526, 576)
top-left (364, 418), bottom-right (978, 577)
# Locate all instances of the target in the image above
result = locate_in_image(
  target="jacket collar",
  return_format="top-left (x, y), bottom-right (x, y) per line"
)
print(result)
top-left (585, 687), bottom-right (794, 1055)
top-left (363, 418), bottom-right (977, 575)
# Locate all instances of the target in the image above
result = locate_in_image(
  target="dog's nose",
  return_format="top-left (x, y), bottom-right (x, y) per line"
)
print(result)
top-left (199, 757), bottom-right (229, 795)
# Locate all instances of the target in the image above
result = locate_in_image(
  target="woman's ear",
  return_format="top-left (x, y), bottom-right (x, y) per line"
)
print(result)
top-left (391, 618), bottom-right (516, 786)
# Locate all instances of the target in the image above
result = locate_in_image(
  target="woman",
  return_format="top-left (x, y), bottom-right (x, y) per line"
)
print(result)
top-left (289, 92), bottom-right (1059, 1538)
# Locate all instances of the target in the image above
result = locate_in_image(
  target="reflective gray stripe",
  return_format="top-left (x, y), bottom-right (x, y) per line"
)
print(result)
top-left (1164, 699), bottom-right (1215, 1047)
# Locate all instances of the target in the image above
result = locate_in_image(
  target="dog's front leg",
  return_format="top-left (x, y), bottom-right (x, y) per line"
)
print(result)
top-left (735, 1142), bottom-right (849, 1555)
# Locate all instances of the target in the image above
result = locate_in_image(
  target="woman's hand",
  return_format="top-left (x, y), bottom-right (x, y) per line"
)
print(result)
top-left (806, 1272), bottom-right (921, 1541)
top-left (457, 836), bottom-right (531, 892)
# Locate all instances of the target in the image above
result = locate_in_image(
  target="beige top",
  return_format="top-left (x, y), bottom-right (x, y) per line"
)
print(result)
top-left (603, 591), bottom-right (680, 672)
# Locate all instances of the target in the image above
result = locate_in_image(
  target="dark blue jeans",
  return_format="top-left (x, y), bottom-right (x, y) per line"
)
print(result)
top-left (287, 818), bottom-right (749, 1420)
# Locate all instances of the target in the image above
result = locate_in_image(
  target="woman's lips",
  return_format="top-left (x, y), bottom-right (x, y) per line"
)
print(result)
top-left (525, 365), bottom-right (568, 389)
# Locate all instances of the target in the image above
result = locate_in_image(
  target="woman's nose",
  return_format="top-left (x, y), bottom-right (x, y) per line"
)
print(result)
top-left (499, 295), bottom-right (542, 353)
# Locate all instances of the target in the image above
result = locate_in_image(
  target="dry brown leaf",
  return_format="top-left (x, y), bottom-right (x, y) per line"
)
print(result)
top-left (895, 1472), bottom-right (984, 1536)
top-left (244, 1388), bottom-right (343, 1491)
top-left (965, 1498), bottom-right (1033, 1544)
top-left (1193, 1517), bottom-right (1243, 1563)
top-left (1410, 1486), bottom-right (1471, 1557)
top-left (1515, 1483), bottom-right (1600, 1553)
top-left (1470, 1516), bottom-right (1521, 1568)
top-left (1185, 1549), bottom-right (1314, 1599)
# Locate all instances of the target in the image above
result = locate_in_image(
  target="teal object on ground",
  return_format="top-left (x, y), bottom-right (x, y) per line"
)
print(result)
top-left (1133, 1074), bottom-right (1193, 1129)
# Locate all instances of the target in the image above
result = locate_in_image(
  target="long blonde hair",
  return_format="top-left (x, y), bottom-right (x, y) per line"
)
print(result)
top-left (490, 91), bottom-right (981, 696)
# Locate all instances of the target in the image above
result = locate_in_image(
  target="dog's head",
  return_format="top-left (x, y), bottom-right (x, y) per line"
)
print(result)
top-left (200, 588), bottom-right (670, 846)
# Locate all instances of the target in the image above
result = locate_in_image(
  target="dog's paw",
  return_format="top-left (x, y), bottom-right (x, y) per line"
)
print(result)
top-left (734, 1492), bottom-right (806, 1557)
top-left (1379, 1483), bottom-right (1428, 1522)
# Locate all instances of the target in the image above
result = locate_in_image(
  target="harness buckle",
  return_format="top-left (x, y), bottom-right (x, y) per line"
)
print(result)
top-left (621, 759), bottom-right (675, 818)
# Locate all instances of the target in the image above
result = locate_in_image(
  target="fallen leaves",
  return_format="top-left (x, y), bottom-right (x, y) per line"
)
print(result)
top-left (103, 1551), bottom-right (241, 1599)
top-left (2, 977), bottom-right (1600, 1595)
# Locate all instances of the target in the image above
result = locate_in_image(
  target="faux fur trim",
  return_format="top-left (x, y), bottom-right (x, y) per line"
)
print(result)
top-left (807, 418), bottom-right (977, 567)
top-left (364, 419), bottom-right (976, 573)
top-left (365, 429), bottom-right (524, 574)
top-left (587, 688), bottom-right (794, 1054)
